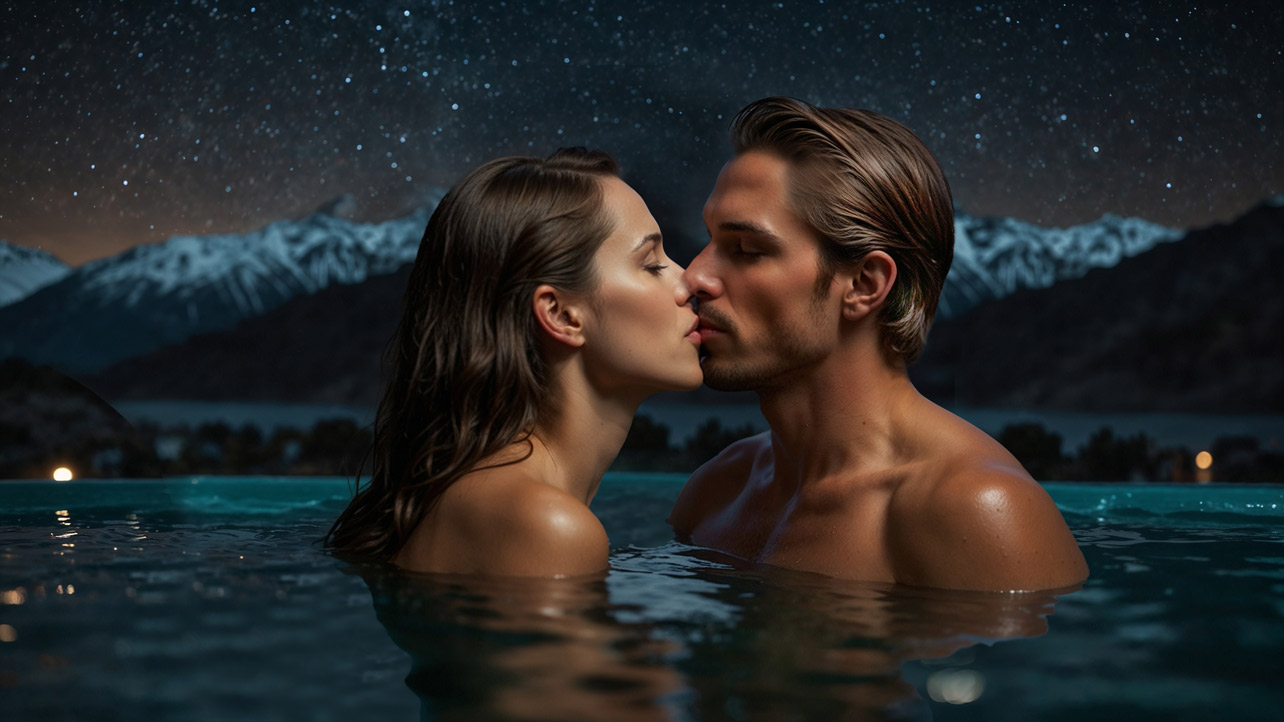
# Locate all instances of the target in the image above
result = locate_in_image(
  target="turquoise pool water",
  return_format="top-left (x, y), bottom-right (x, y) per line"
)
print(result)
top-left (1, 476), bottom-right (1282, 721)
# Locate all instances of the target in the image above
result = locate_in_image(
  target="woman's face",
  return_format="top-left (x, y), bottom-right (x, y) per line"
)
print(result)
top-left (580, 176), bottom-right (703, 396)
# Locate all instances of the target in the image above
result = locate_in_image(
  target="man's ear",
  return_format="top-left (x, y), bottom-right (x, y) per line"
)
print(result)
top-left (532, 284), bottom-right (587, 348)
top-left (840, 250), bottom-right (897, 321)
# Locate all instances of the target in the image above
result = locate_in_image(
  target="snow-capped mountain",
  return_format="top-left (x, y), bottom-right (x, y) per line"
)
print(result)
top-left (0, 192), bottom-right (443, 374)
top-left (89, 196), bottom-right (1283, 412)
top-left (1, 192), bottom-right (1260, 378)
top-left (940, 211), bottom-right (1183, 319)
top-left (79, 199), bottom-right (441, 315)
top-left (0, 242), bottom-right (71, 307)
top-left (915, 197), bottom-right (1284, 413)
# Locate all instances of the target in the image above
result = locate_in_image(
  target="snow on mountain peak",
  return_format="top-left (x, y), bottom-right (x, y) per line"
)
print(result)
top-left (0, 241), bottom-right (72, 307)
top-left (0, 195), bottom-right (447, 374)
top-left (940, 210), bottom-right (1183, 318)
top-left (79, 201), bottom-right (437, 315)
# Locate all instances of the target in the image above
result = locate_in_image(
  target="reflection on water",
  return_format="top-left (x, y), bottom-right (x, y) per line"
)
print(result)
top-left (361, 543), bottom-right (1065, 722)
top-left (363, 567), bottom-right (680, 722)
top-left (4, 479), bottom-right (1280, 720)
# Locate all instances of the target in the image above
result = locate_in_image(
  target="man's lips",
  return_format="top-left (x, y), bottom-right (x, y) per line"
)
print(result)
top-left (696, 316), bottom-right (725, 342)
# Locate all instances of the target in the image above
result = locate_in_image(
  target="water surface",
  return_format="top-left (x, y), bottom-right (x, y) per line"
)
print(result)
top-left (1, 476), bottom-right (1281, 720)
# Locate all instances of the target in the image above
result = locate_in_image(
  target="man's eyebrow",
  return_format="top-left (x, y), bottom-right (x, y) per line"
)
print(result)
top-left (718, 221), bottom-right (781, 242)
top-left (632, 232), bottom-right (663, 252)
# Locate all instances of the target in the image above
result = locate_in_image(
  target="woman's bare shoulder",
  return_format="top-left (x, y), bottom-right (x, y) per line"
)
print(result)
top-left (398, 468), bottom-right (609, 578)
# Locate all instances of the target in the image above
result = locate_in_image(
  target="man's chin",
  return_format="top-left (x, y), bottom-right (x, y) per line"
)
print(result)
top-left (698, 356), bottom-right (760, 393)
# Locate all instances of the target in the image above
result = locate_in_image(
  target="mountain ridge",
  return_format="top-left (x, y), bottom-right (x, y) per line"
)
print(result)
top-left (0, 192), bottom-right (442, 374)
top-left (7, 194), bottom-right (1281, 403)
top-left (943, 210), bottom-right (1183, 318)
top-left (0, 242), bottom-right (71, 307)
top-left (911, 198), bottom-right (1284, 413)
top-left (87, 197), bottom-right (1284, 414)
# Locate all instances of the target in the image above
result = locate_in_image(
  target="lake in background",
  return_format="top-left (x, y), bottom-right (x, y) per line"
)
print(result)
top-left (114, 399), bottom-right (1284, 452)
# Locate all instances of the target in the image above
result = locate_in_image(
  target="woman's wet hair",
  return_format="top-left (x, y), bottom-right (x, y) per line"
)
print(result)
top-left (731, 96), bottom-right (955, 365)
top-left (325, 148), bottom-right (620, 559)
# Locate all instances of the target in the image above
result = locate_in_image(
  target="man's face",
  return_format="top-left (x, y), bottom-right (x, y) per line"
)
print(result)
top-left (686, 151), bottom-right (841, 391)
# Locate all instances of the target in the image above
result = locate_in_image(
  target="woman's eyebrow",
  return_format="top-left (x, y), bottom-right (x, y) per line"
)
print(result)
top-left (632, 232), bottom-right (663, 252)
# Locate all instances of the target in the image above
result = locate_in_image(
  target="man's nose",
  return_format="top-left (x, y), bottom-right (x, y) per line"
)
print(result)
top-left (682, 245), bottom-right (723, 299)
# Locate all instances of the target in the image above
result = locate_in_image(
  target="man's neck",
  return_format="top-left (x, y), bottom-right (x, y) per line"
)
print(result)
top-left (757, 346), bottom-right (919, 491)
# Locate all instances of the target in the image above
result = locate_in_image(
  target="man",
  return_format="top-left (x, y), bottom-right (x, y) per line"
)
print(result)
top-left (670, 97), bottom-right (1088, 591)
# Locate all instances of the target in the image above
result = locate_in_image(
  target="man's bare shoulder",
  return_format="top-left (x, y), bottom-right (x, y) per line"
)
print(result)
top-left (888, 447), bottom-right (1088, 592)
top-left (668, 430), bottom-right (770, 536)
top-left (398, 469), bottom-right (609, 578)
top-left (875, 398), bottom-right (1087, 590)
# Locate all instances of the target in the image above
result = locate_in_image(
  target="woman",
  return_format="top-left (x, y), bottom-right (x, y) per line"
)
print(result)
top-left (325, 148), bottom-right (702, 577)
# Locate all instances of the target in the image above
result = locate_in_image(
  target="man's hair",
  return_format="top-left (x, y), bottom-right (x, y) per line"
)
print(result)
top-left (731, 97), bottom-right (954, 365)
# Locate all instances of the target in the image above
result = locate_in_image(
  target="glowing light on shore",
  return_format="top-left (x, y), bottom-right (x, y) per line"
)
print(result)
top-left (927, 669), bottom-right (985, 704)
top-left (1195, 451), bottom-right (1213, 470)
top-left (52, 467), bottom-right (73, 481)
top-left (0, 624), bottom-right (16, 642)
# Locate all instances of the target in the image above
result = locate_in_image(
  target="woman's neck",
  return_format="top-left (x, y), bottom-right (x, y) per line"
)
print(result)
top-left (527, 376), bottom-right (640, 506)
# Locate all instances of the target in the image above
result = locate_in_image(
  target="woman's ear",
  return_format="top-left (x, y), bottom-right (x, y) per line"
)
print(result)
top-left (840, 250), bottom-right (897, 321)
top-left (532, 284), bottom-right (587, 348)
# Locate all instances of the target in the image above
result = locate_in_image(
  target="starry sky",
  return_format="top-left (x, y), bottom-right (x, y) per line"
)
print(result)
top-left (3, 0), bottom-right (1281, 267)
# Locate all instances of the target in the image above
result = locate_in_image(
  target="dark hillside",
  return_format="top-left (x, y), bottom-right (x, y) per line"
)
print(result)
top-left (88, 267), bottom-right (409, 405)
top-left (912, 201), bottom-right (1284, 413)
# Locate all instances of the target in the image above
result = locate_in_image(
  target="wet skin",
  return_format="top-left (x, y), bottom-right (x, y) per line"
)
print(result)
top-left (395, 176), bottom-right (702, 577)
top-left (671, 151), bottom-right (1088, 592)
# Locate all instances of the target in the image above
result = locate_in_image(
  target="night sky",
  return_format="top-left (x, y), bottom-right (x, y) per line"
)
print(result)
top-left (3, 1), bottom-right (1281, 267)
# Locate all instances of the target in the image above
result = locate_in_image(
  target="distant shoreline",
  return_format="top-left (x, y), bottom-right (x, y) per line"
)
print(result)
top-left (112, 399), bottom-right (1284, 453)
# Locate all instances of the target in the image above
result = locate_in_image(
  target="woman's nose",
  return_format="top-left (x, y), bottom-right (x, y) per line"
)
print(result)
top-left (670, 262), bottom-right (695, 305)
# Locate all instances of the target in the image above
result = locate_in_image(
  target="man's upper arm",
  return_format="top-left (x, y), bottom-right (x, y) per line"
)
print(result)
top-left (892, 467), bottom-right (1088, 592)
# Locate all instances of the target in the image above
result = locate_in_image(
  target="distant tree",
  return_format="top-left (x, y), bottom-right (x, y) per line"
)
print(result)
top-left (1246, 451), bottom-right (1284, 484)
top-left (684, 418), bottom-right (761, 468)
top-left (611, 414), bottom-right (677, 471)
top-left (194, 421), bottom-right (233, 446)
top-left (1075, 427), bottom-right (1155, 481)
top-left (186, 421), bottom-right (233, 470)
top-left (621, 414), bottom-right (672, 453)
top-left (225, 424), bottom-right (265, 473)
top-left (117, 434), bottom-right (164, 478)
top-left (1153, 446), bottom-right (1195, 483)
top-left (1209, 435), bottom-right (1282, 482)
top-left (301, 418), bottom-right (371, 474)
top-left (995, 423), bottom-right (1066, 481)
top-left (266, 427), bottom-right (307, 472)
